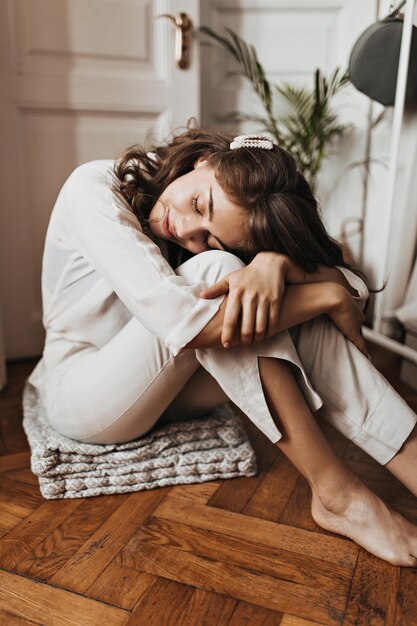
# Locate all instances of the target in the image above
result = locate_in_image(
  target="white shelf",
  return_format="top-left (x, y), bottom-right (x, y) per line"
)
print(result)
top-left (367, 0), bottom-right (417, 367)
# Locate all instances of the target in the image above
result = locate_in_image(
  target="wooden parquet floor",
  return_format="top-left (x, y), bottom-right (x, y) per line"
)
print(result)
top-left (0, 345), bottom-right (417, 626)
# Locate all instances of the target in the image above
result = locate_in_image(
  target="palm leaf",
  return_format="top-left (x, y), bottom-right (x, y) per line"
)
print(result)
top-left (199, 25), bottom-right (351, 189)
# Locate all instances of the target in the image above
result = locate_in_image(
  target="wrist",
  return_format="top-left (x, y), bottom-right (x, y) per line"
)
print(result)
top-left (271, 281), bottom-right (347, 335)
top-left (325, 282), bottom-right (348, 313)
top-left (253, 251), bottom-right (288, 267)
top-left (252, 251), bottom-right (290, 279)
top-left (184, 295), bottom-right (228, 349)
top-left (284, 257), bottom-right (306, 283)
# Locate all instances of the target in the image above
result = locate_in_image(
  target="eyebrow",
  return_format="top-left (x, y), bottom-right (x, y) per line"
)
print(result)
top-left (208, 185), bottom-right (230, 252)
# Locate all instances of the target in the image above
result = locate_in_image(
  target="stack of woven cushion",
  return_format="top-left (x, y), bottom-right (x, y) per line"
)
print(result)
top-left (22, 378), bottom-right (258, 500)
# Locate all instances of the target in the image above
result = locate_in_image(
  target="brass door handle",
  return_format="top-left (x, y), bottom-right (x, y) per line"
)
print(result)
top-left (157, 12), bottom-right (193, 70)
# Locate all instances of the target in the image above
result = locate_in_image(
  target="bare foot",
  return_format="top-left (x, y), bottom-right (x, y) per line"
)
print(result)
top-left (311, 480), bottom-right (417, 566)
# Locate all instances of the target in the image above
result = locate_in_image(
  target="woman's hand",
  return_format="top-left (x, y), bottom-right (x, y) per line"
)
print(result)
top-left (199, 252), bottom-right (289, 347)
top-left (327, 285), bottom-right (371, 360)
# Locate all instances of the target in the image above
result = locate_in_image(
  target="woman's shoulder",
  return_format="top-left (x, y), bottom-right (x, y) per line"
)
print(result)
top-left (65, 159), bottom-right (116, 184)
top-left (66, 154), bottom-right (157, 191)
top-left (67, 152), bottom-right (157, 181)
top-left (57, 161), bottom-right (116, 206)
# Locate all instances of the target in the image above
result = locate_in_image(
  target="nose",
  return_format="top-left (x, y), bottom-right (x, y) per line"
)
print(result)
top-left (175, 214), bottom-right (205, 244)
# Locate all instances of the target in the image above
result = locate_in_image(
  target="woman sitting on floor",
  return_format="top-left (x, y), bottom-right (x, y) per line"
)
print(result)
top-left (29, 127), bottom-right (417, 567)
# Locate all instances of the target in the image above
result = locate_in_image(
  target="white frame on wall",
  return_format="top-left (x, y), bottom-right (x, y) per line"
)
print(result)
top-left (362, 0), bottom-right (417, 365)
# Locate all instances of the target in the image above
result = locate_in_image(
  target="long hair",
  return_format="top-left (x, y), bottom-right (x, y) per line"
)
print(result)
top-left (113, 124), bottom-right (372, 290)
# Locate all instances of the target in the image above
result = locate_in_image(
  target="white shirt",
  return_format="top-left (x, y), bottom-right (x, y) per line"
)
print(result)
top-left (28, 158), bottom-right (369, 417)
top-left (29, 159), bottom-right (224, 392)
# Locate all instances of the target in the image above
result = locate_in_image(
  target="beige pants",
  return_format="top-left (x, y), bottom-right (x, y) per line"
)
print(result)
top-left (47, 251), bottom-right (417, 465)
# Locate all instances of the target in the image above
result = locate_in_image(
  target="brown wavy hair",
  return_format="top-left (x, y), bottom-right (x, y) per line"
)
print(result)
top-left (113, 124), bottom-right (374, 296)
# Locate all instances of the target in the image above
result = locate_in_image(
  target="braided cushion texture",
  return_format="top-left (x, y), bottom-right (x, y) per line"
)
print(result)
top-left (22, 378), bottom-right (258, 500)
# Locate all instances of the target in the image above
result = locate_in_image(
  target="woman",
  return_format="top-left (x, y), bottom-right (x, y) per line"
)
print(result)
top-left (28, 127), bottom-right (417, 566)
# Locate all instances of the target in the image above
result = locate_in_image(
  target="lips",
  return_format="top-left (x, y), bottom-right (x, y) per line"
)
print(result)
top-left (163, 210), bottom-right (176, 240)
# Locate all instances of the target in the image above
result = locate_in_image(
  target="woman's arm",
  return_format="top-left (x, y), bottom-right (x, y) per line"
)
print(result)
top-left (185, 280), bottom-right (369, 358)
top-left (183, 281), bottom-right (342, 350)
top-left (251, 251), bottom-right (357, 296)
top-left (289, 264), bottom-right (358, 294)
top-left (282, 254), bottom-right (369, 306)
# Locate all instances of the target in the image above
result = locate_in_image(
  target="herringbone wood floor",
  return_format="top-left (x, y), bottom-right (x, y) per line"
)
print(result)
top-left (0, 344), bottom-right (416, 626)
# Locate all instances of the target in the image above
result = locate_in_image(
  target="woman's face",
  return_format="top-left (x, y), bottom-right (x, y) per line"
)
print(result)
top-left (148, 157), bottom-right (247, 254)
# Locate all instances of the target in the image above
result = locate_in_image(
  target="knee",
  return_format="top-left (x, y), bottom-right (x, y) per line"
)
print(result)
top-left (176, 249), bottom-right (246, 285)
top-left (199, 250), bottom-right (246, 279)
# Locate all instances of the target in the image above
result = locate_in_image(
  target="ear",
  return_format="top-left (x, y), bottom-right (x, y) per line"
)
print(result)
top-left (193, 155), bottom-right (209, 169)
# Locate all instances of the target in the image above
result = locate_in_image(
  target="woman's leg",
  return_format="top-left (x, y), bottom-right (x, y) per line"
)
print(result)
top-left (257, 356), bottom-right (417, 567)
top-left (159, 366), bottom-right (229, 425)
top-left (45, 251), bottom-right (244, 443)
top-left (290, 315), bottom-right (417, 496)
top-left (385, 425), bottom-right (417, 496)
top-left (46, 317), bottom-right (201, 442)
top-left (162, 301), bottom-right (417, 564)
top-left (161, 344), bottom-right (417, 565)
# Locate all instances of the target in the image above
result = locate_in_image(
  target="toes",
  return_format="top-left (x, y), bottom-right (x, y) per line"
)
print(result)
top-left (406, 554), bottom-right (417, 568)
top-left (384, 543), bottom-right (417, 567)
top-left (392, 554), bottom-right (417, 567)
top-left (387, 556), bottom-right (413, 567)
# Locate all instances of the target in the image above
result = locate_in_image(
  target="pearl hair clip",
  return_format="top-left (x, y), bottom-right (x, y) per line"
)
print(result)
top-left (230, 134), bottom-right (274, 150)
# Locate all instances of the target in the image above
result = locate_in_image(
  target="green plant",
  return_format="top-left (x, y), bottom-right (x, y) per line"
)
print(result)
top-left (199, 26), bottom-right (350, 193)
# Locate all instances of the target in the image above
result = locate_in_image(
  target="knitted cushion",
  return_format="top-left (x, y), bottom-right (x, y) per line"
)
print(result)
top-left (22, 378), bottom-right (258, 499)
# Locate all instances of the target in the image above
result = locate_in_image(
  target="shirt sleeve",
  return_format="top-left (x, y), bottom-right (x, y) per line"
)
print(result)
top-left (335, 266), bottom-right (369, 312)
top-left (60, 160), bottom-right (224, 356)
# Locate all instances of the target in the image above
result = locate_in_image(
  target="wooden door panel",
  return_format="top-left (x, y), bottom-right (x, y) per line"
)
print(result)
top-left (0, 0), bottom-right (200, 357)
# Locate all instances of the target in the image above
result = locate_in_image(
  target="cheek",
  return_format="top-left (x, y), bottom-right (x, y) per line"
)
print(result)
top-left (173, 191), bottom-right (191, 214)
top-left (169, 175), bottom-right (196, 209)
top-left (150, 198), bottom-right (166, 221)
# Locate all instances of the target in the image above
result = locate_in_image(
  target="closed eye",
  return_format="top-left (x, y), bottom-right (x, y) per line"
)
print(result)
top-left (192, 196), bottom-right (202, 215)
top-left (192, 196), bottom-right (210, 247)
top-left (191, 195), bottom-right (222, 251)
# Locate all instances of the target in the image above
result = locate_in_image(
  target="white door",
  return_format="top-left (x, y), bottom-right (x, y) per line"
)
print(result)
top-left (0, 0), bottom-right (201, 359)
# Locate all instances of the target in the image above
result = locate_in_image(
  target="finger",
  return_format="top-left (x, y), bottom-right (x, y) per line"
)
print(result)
top-left (200, 278), bottom-right (229, 299)
top-left (240, 297), bottom-right (257, 345)
top-left (230, 310), bottom-right (243, 346)
top-left (221, 294), bottom-right (242, 347)
top-left (254, 301), bottom-right (269, 342)
top-left (267, 302), bottom-right (280, 337)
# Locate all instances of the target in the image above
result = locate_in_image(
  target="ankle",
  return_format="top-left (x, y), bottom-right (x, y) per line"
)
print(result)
top-left (311, 473), bottom-right (363, 515)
